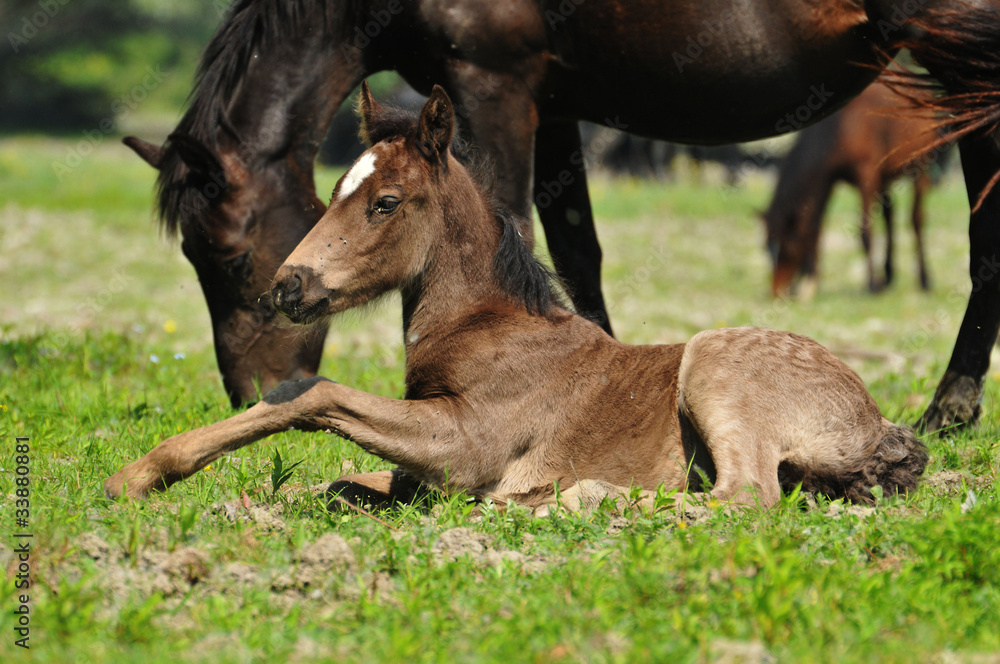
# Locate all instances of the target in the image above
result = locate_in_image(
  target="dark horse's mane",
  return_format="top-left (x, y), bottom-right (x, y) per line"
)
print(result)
top-left (362, 103), bottom-right (562, 318)
top-left (156, 0), bottom-right (351, 236)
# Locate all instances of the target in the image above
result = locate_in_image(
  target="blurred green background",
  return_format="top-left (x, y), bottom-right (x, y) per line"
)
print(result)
top-left (0, 0), bottom-right (218, 132)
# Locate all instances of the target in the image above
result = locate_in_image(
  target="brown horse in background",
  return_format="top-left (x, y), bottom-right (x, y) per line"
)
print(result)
top-left (765, 79), bottom-right (946, 298)
top-left (106, 87), bottom-right (927, 511)
top-left (122, 0), bottom-right (1000, 433)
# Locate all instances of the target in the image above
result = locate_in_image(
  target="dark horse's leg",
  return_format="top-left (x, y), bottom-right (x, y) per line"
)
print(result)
top-left (919, 135), bottom-right (1000, 431)
top-left (533, 121), bottom-right (613, 334)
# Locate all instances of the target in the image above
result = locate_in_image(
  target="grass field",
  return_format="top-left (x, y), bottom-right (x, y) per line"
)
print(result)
top-left (1, 135), bottom-right (998, 663)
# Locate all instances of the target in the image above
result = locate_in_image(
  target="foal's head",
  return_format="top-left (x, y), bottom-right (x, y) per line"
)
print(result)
top-left (270, 84), bottom-right (470, 323)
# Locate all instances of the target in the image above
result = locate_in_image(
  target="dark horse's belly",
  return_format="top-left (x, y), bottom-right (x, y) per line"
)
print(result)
top-left (537, 0), bottom-right (886, 143)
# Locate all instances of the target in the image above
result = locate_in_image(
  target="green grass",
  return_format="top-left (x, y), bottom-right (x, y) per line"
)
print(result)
top-left (1, 135), bottom-right (998, 663)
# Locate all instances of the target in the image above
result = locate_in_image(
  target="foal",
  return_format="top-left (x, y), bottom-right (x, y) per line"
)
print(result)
top-left (105, 85), bottom-right (927, 511)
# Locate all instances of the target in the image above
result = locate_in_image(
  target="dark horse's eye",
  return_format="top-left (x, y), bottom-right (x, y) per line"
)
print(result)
top-left (373, 196), bottom-right (400, 215)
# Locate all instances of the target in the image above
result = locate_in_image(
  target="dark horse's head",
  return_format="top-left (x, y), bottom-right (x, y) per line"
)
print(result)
top-left (126, 131), bottom-right (329, 406)
top-left (123, 2), bottom-right (366, 406)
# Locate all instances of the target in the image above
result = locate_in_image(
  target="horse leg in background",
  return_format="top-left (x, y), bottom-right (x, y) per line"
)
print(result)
top-left (797, 203), bottom-right (825, 302)
top-left (911, 174), bottom-right (932, 290)
top-left (534, 121), bottom-right (613, 334)
top-left (920, 136), bottom-right (1000, 431)
top-left (880, 188), bottom-right (896, 288)
top-left (859, 182), bottom-right (881, 292)
top-left (447, 68), bottom-right (538, 240)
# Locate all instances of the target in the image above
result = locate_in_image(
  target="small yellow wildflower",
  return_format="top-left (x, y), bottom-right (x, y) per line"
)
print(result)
top-left (164, 319), bottom-right (178, 334)
top-left (677, 520), bottom-right (688, 529)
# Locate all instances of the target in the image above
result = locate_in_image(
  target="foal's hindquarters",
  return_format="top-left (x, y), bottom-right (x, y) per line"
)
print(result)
top-left (671, 327), bottom-right (926, 507)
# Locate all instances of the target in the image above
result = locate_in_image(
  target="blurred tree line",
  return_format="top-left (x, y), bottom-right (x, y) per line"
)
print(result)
top-left (0, 0), bottom-right (220, 130)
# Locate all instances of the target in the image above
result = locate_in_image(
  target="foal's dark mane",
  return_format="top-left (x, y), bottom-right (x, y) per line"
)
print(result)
top-left (362, 104), bottom-right (561, 318)
top-left (156, 0), bottom-right (351, 235)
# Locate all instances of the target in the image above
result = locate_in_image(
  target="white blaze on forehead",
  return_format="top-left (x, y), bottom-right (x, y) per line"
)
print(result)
top-left (337, 151), bottom-right (377, 200)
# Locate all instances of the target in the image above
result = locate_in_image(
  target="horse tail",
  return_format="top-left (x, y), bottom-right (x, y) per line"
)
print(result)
top-left (799, 421), bottom-right (929, 504)
top-left (880, 3), bottom-right (1000, 209)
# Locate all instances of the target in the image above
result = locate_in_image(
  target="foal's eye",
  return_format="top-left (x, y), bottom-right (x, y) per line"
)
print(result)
top-left (372, 196), bottom-right (400, 215)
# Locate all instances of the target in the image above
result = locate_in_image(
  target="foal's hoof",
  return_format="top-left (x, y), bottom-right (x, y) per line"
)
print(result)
top-left (103, 474), bottom-right (128, 500)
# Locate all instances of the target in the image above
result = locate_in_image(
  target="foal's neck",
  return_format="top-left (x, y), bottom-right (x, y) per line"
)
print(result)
top-left (400, 175), bottom-right (510, 345)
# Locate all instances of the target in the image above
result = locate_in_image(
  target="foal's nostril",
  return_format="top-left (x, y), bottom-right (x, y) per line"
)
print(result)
top-left (272, 272), bottom-right (303, 313)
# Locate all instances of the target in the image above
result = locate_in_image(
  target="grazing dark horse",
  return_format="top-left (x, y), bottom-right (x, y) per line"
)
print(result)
top-left (765, 79), bottom-right (944, 298)
top-left (106, 87), bottom-right (928, 510)
top-left (123, 0), bottom-right (1000, 432)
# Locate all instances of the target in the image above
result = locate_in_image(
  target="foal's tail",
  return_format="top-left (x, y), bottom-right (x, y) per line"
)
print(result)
top-left (802, 421), bottom-right (929, 504)
top-left (881, 3), bottom-right (1000, 209)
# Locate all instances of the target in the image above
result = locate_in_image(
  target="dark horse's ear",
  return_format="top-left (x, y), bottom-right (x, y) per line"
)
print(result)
top-left (168, 132), bottom-right (227, 185)
top-left (416, 85), bottom-right (454, 166)
top-left (122, 136), bottom-right (165, 170)
top-left (356, 81), bottom-right (383, 147)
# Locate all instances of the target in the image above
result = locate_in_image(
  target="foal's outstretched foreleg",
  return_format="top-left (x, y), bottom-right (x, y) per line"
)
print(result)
top-left (104, 377), bottom-right (333, 499)
top-left (106, 377), bottom-right (481, 500)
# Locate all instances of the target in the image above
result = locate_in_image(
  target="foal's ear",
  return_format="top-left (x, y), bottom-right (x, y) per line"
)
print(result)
top-left (123, 136), bottom-right (165, 170)
top-left (168, 133), bottom-right (227, 183)
top-left (416, 85), bottom-right (454, 166)
top-left (356, 81), bottom-right (383, 147)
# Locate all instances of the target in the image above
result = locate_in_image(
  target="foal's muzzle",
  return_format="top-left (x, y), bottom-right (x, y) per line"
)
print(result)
top-left (272, 273), bottom-right (302, 313)
top-left (271, 267), bottom-right (328, 324)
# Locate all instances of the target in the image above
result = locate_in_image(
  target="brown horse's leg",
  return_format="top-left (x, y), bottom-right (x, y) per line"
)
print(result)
top-left (534, 121), bottom-right (613, 334)
top-left (920, 136), bottom-right (1000, 431)
top-left (106, 377), bottom-right (470, 499)
top-left (880, 187), bottom-right (896, 287)
top-left (911, 174), bottom-right (932, 290)
top-left (859, 182), bottom-right (881, 292)
top-left (326, 468), bottom-right (430, 511)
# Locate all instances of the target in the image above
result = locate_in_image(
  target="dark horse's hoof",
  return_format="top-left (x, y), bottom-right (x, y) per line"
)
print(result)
top-left (917, 370), bottom-right (983, 435)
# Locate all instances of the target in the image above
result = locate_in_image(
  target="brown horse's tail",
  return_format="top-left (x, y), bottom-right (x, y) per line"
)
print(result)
top-left (881, 3), bottom-right (1000, 210)
top-left (800, 421), bottom-right (929, 504)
